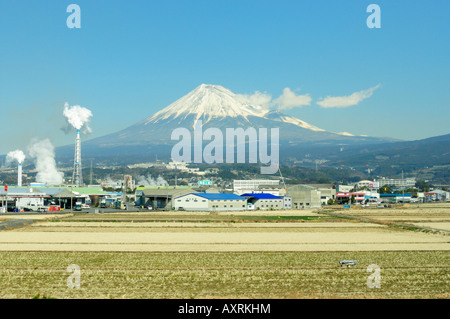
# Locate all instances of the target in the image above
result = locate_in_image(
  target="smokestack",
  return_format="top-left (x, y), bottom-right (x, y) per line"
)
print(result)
top-left (6, 150), bottom-right (26, 186)
top-left (72, 129), bottom-right (83, 186)
top-left (63, 103), bottom-right (92, 187)
top-left (18, 163), bottom-right (22, 187)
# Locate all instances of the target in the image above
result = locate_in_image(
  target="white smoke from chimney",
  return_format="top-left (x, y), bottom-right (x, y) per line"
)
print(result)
top-left (6, 150), bottom-right (25, 187)
top-left (6, 150), bottom-right (26, 164)
top-left (137, 175), bottom-right (169, 187)
top-left (28, 139), bottom-right (64, 186)
top-left (63, 103), bottom-right (93, 133)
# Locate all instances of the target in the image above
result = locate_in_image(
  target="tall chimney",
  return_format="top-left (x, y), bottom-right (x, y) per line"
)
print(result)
top-left (18, 163), bottom-right (22, 187)
top-left (72, 129), bottom-right (83, 186)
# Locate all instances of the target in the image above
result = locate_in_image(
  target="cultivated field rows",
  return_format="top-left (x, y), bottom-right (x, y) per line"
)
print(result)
top-left (0, 251), bottom-right (448, 299)
top-left (0, 206), bottom-right (449, 298)
top-left (26, 221), bottom-right (384, 228)
top-left (0, 230), bottom-right (448, 251)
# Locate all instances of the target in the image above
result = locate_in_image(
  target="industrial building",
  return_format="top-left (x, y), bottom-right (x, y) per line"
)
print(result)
top-left (135, 187), bottom-right (193, 210)
top-left (240, 193), bottom-right (284, 210)
top-left (375, 177), bottom-right (416, 189)
top-left (354, 180), bottom-right (375, 189)
top-left (336, 191), bottom-right (380, 204)
top-left (379, 193), bottom-right (413, 203)
top-left (336, 185), bottom-right (354, 193)
top-left (283, 196), bottom-right (292, 209)
top-left (0, 186), bottom-right (108, 212)
top-left (305, 184), bottom-right (336, 205)
top-left (233, 179), bottom-right (280, 194)
top-left (174, 192), bottom-right (247, 211)
top-left (286, 185), bottom-right (322, 209)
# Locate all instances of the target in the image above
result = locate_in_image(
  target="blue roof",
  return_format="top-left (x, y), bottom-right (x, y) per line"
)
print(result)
top-left (240, 193), bottom-right (282, 199)
top-left (188, 193), bottom-right (246, 201)
top-left (380, 193), bottom-right (413, 197)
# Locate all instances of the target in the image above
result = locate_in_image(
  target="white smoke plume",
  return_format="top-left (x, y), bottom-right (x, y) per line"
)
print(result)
top-left (28, 139), bottom-right (64, 186)
top-left (137, 175), bottom-right (169, 187)
top-left (104, 176), bottom-right (122, 188)
top-left (63, 103), bottom-right (93, 133)
top-left (6, 150), bottom-right (26, 165)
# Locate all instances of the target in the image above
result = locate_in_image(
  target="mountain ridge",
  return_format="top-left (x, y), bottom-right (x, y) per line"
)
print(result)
top-left (55, 84), bottom-right (399, 160)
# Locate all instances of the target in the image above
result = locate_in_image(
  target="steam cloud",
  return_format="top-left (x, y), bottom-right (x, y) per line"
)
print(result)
top-left (237, 88), bottom-right (312, 111)
top-left (137, 175), bottom-right (169, 187)
top-left (63, 103), bottom-right (93, 133)
top-left (28, 139), bottom-right (64, 185)
top-left (6, 150), bottom-right (26, 165)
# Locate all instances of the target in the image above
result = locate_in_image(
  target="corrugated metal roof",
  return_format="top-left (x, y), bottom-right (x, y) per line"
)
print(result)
top-left (240, 193), bottom-right (283, 199)
top-left (67, 187), bottom-right (107, 195)
top-left (141, 188), bottom-right (193, 197)
top-left (184, 193), bottom-right (246, 201)
top-left (380, 193), bottom-right (413, 197)
top-left (0, 187), bottom-right (44, 195)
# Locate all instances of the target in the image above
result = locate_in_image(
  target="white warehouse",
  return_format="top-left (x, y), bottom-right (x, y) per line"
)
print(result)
top-left (174, 193), bottom-right (247, 211)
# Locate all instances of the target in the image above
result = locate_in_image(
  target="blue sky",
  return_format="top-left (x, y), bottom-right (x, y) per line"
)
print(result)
top-left (0, 0), bottom-right (449, 154)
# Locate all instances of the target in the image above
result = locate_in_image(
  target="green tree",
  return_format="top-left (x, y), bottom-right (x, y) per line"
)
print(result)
top-left (378, 185), bottom-right (392, 194)
top-left (416, 180), bottom-right (433, 192)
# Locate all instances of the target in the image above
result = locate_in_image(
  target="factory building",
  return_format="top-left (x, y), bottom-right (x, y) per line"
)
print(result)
top-left (135, 187), bottom-right (193, 210)
top-left (233, 179), bottom-right (280, 194)
top-left (174, 193), bottom-right (247, 211)
top-left (240, 193), bottom-right (284, 210)
top-left (286, 185), bottom-right (322, 209)
top-left (375, 177), bottom-right (416, 189)
top-left (305, 184), bottom-right (336, 205)
top-left (283, 196), bottom-right (292, 209)
top-left (0, 186), bottom-right (109, 212)
top-left (0, 187), bottom-right (47, 212)
top-left (336, 185), bottom-right (354, 193)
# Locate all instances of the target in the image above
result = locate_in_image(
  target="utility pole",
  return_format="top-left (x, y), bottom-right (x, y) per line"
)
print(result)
top-left (278, 166), bottom-right (287, 196)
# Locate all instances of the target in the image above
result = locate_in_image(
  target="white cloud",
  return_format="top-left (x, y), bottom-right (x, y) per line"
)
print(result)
top-left (317, 84), bottom-right (381, 108)
top-left (236, 91), bottom-right (273, 110)
top-left (236, 87), bottom-right (312, 111)
top-left (273, 88), bottom-right (312, 110)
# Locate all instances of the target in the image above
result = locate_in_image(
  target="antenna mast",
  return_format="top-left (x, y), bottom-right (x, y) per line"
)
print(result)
top-left (278, 165), bottom-right (287, 195)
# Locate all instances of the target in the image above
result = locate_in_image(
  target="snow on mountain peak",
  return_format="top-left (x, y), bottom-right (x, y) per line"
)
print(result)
top-left (145, 84), bottom-right (268, 125)
top-left (143, 83), bottom-right (327, 133)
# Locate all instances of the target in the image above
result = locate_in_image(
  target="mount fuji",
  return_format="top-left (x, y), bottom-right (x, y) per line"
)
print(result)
top-left (56, 84), bottom-right (395, 161)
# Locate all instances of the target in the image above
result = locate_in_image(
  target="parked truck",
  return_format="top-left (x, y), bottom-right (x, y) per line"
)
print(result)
top-left (74, 201), bottom-right (83, 211)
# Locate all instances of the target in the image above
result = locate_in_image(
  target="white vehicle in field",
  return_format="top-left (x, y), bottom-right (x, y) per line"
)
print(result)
top-left (339, 260), bottom-right (357, 267)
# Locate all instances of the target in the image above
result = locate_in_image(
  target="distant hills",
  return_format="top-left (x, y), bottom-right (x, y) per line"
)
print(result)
top-left (324, 133), bottom-right (450, 167)
top-left (52, 84), bottom-right (449, 183)
top-left (56, 84), bottom-right (397, 161)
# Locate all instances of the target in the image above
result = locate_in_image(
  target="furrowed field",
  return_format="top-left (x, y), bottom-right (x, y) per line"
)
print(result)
top-left (0, 204), bottom-right (448, 299)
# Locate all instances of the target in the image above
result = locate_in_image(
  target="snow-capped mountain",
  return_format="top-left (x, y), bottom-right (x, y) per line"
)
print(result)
top-left (59, 84), bottom-right (394, 159)
top-left (137, 84), bottom-right (336, 137)
top-left (145, 84), bottom-right (267, 126)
